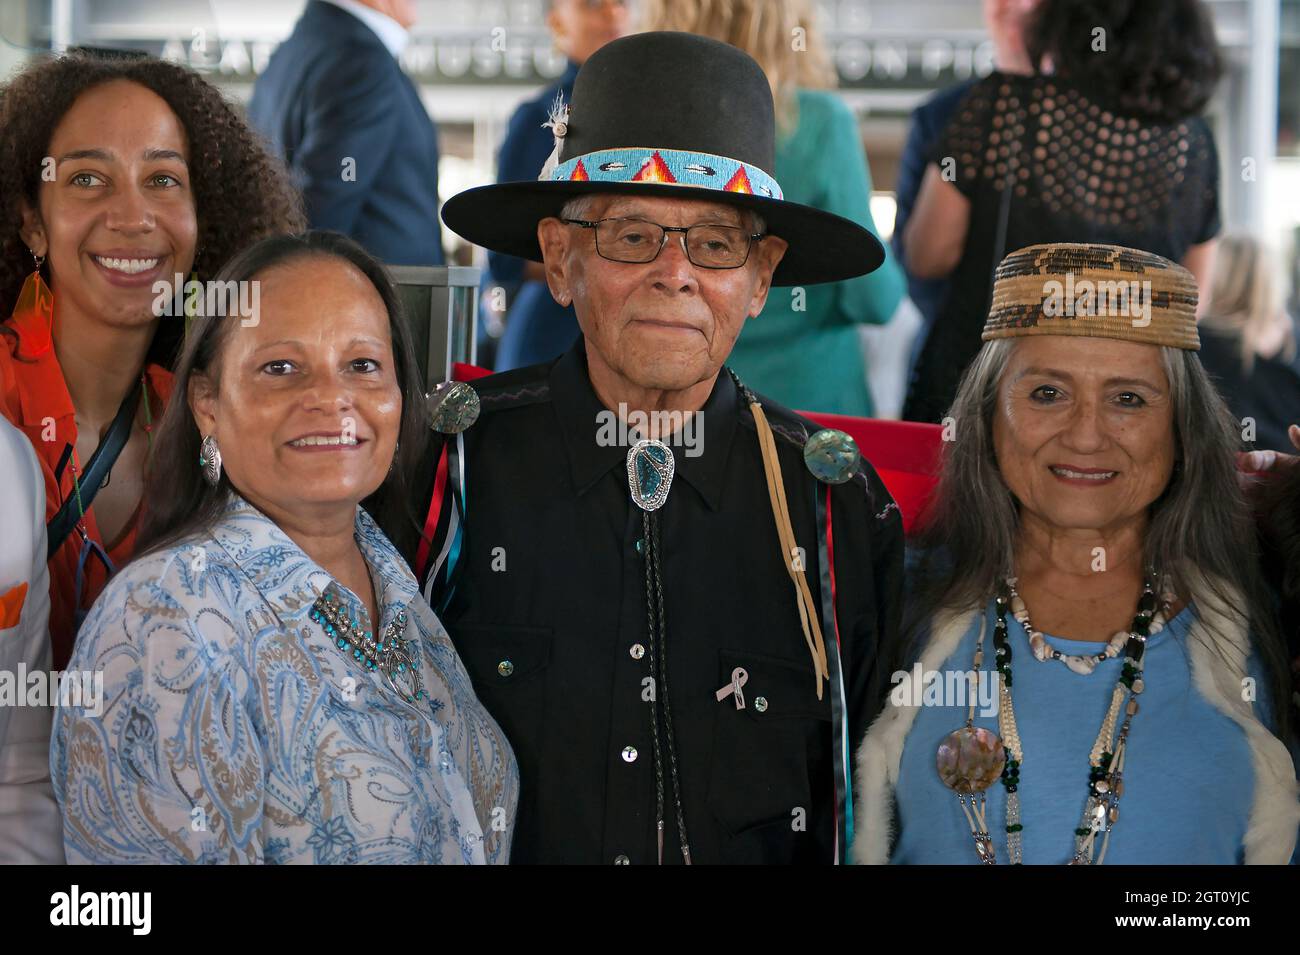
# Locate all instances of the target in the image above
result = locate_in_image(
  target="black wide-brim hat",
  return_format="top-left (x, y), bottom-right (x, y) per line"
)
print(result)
top-left (442, 32), bottom-right (886, 287)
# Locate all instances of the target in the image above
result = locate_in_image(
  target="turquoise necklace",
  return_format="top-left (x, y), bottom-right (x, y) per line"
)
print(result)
top-left (310, 591), bottom-right (422, 704)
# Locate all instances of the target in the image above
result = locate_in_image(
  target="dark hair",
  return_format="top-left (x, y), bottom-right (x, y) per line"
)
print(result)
top-left (1259, 465), bottom-right (1300, 730)
top-left (1026, 0), bottom-right (1222, 123)
top-left (135, 231), bottom-right (429, 556)
top-left (0, 52), bottom-right (305, 362)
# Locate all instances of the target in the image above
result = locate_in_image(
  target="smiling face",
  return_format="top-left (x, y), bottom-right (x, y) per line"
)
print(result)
top-left (992, 336), bottom-right (1177, 533)
top-left (536, 193), bottom-right (787, 396)
top-left (189, 255), bottom-right (402, 524)
top-left (20, 79), bottom-right (198, 332)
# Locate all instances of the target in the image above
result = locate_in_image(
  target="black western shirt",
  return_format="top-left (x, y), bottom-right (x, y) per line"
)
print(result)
top-left (403, 341), bottom-right (904, 863)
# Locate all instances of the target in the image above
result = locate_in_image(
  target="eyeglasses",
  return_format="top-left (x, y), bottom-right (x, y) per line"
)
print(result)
top-left (562, 217), bottom-right (765, 269)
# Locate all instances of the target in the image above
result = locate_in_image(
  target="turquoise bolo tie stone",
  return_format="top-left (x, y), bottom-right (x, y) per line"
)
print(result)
top-left (426, 380), bottom-right (480, 434)
top-left (803, 429), bottom-right (861, 484)
top-left (626, 438), bottom-right (674, 511)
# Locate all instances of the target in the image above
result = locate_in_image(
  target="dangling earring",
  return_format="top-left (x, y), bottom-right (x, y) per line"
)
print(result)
top-left (12, 249), bottom-right (54, 357)
top-left (199, 434), bottom-right (223, 487)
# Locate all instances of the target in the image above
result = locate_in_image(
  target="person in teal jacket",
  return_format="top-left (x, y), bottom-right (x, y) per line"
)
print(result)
top-left (643, 0), bottom-right (907, 417)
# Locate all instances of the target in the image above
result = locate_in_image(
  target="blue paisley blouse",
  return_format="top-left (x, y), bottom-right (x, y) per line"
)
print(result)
top-left (51, 495), bottom-right (518, 864)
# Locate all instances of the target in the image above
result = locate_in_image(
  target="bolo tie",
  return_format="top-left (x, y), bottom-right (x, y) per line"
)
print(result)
top-left (626, 435), bottom-right (691, 865)
top-left (424, 376), bottom-right (696, 864)
top-left (625, 369), bottom-right (866, 865)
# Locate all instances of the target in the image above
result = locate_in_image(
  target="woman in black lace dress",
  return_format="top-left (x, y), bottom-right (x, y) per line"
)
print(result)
top-left (901, 0), bottom-right (1223, 424)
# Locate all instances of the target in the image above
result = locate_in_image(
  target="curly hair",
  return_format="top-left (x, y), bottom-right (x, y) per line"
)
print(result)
top-left (0, 52), bottom-right (304, 358)
top-left (1026, 0), bottom-right (1222, 123)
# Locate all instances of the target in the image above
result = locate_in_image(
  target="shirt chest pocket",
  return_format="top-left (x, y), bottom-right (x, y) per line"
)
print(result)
top-left (449, 623), bottom-right (552, 779)
top-left (706, 649), bottom-right (832, 849)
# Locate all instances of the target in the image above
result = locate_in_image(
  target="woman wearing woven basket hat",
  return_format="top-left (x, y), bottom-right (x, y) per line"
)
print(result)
top-left (854, 243), bottom-right (1299, 865)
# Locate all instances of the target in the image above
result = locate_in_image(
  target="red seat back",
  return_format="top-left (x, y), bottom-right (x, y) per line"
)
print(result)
top-left (452, 362), bottom-right (494, 383)
top-left (804, 412), bottom-right (944, 534)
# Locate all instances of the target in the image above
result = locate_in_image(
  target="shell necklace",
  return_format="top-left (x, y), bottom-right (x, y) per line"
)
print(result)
top-left (935, 568), bottom-right (1170, 864)
top-left (1006, 576), bottom-right (1170, 675)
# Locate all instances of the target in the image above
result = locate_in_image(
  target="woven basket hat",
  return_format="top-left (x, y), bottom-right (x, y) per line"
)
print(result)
top-left (982, 243), bottom-right (1200, 350)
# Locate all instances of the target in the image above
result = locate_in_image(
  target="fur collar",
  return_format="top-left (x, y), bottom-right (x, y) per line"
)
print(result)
top-left (852, 571), bottom-right (1300, 864)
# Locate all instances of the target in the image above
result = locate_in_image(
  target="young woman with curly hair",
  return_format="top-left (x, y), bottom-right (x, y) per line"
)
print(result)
top-left (0, 53), bottom-right (304, 669)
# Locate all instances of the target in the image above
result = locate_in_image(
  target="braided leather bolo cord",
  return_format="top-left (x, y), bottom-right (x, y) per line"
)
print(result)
top-left (642, 508), bottom-right (691, 864)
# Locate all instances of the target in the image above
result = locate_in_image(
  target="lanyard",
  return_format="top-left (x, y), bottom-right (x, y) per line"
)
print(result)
top-left (51, 376), bottom-right (155, 616)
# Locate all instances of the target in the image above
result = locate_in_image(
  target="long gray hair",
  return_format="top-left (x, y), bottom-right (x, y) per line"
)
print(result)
top-left (907, 338), bottom-right (1291, 736)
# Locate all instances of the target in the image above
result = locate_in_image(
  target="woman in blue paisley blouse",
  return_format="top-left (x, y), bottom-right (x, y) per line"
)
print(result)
top-left (51, 231), bottom-right (518, 864)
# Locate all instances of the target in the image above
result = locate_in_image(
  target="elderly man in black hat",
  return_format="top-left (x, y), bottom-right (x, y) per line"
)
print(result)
top-left (404, 32), bottom-right (904, 864)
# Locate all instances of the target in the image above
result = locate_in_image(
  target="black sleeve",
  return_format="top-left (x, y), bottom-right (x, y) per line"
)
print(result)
top-left (893, 104), bottom-right (936, 262)
top-left (925, 75), bottom-right (997, 201)
top-left (1192, 119), bottom-right (1222, 245)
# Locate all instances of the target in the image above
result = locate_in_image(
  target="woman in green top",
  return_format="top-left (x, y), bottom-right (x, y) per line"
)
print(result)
top-left (642, 0), bottom-right (907, 417)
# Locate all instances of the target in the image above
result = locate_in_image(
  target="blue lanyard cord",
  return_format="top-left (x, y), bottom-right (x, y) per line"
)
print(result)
top-left (65, 374), bottom-right (152, 533)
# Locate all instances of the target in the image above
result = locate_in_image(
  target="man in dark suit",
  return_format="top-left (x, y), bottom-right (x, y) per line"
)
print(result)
top-left (249, 0), bottom-right (445, 265)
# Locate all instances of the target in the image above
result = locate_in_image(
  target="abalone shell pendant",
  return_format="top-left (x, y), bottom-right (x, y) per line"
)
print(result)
top-left (627, 438), bottom-right (674, 511)
top-left (936, 725), bottom-right (1006, 794)
top-left (802, 428), bottom-right (861, 485)
top-left (426, 380), bottom-right (480, 434)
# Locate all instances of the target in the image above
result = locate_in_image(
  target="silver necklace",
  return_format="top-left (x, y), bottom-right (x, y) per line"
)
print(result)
top-left (310, 591), bottom-right (423, 705)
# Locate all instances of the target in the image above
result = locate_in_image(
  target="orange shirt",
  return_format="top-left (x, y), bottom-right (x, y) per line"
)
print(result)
top-left (0, 304), bottom-right (172, 670)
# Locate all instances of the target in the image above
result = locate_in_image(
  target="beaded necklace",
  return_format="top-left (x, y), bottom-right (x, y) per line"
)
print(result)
top-left (1005, 576), bottom-right (1166, 675)
top-left (936, 569), bottom-right (1170, 864)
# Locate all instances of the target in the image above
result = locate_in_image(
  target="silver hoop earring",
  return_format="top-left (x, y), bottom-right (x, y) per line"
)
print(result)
top-left (31, 249), bottom-right (45, 270)
top-left (199, 434), bottom-right (223, 487)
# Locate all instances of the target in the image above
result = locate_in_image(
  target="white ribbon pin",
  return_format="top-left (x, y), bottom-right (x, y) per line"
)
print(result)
top-left (715, 667), bottom-right (748, 710)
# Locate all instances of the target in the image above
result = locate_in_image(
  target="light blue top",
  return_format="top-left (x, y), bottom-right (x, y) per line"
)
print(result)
top-left (51, 495), bottom-right (518, 864)
top-left (891, 600), bottom-right (1266, 864)
top-left (726, 88), bottom-right (907, 417)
